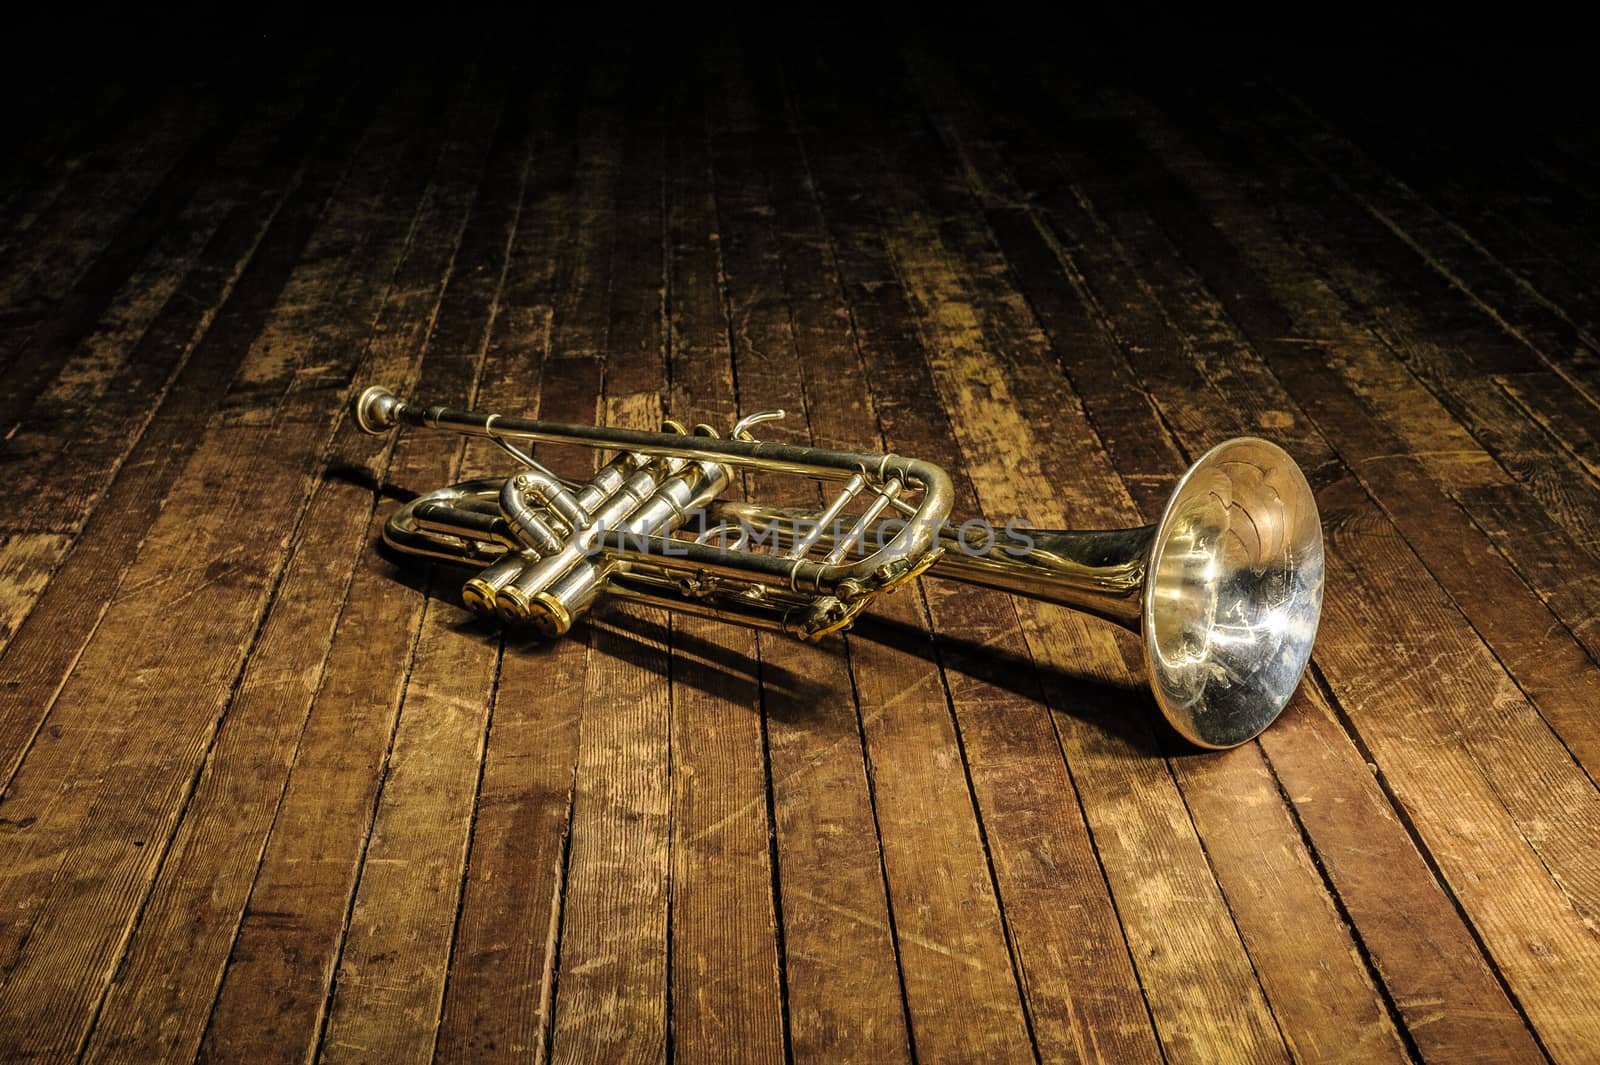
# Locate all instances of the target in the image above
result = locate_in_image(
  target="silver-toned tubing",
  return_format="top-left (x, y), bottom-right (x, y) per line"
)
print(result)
top-left (574, 451), bottom-right (649, 513)
top-left (462, 552), bottom-right (532, 615)
top-left (382, 479), bottom-right (510, 564)
top-left (499, 476), bottom-right (567, 556)
top-left (787, 472), bottom-right (867, 559)
top-left (520, 456), bottom-right (733, 630)
top-left (495, 461), bottom-right (676, 620)
top-left (410, 503), bottom-right (520, 553)
top-left (719, 502), bottom-right (1154, 628)
top-left (500, 467), bottom-right (588, 548)
top-left (360, 388), bottom-right (924, 488)
top-left (525, 563), bottom-right (606, 637)
top-left (825, 477), bottom-right (902, 565)
top-left (356, 387), bottom-right (955, 600)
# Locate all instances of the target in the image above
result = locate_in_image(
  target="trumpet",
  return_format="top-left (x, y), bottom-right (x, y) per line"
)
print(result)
top-left (352, 386), bottom-right (1324, 748)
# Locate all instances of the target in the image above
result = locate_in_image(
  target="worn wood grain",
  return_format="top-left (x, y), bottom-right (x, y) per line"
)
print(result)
top-left (432, 43), bottom-right (592, 1065)
top-left (934, 47), bottom-right (1587, 1055)
top-left (0, 533), bottom-right (69, 658)
top-left (851, 41), bottom-right (1312, 1061)
top-left (0, 74), bottom-right (269, 433)
top-left (545, 40), bottom-right (674, 1065)
top-left (713, 54), bottom-right (920, 1065)
top-left (787, 45), bottom-right (1048, 1065)
top-left (1233, 74), bottom-right (1600, 414)
top-left (3, 27), bottom-right (1599, 1065)
top-left (548, 406), bottom-right (672, 1065)
top-left (0, 74), bottom-right (389, 789)
top-left (1147, 81), bottom-right (1600, 603)
top-left (0, 64), bottom-right (150, 258)
top-left (986, 198), bottom-right (1545, 1064)
top-left (1272, 65), bottom-right (1600, 339)
top-left (189, 67), bottom-right (500, 1065)
top-left (776, 64), bottom-right (1163, 1060)
top-left (316, 69), bottom-right (530, 1065)
top-left (0, 62), bottom-right (498, 1063)
top-left (1, 65), bottom-right (353, 538)
top-left (667, 44), bottom-right (788, 1065)
top-left (0, 82), bottom-right (220, 315)
top-left (1082, 86), bottom-right (1600, 921)
top-left (962, 203), bottom-right (1411, 1065)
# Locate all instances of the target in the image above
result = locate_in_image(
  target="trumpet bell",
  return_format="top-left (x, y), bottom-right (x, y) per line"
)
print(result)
top-left (1143, 437), bottom-right (1324, 749)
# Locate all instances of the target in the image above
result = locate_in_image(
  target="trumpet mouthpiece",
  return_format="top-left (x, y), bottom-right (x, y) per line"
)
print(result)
top-left (353, 386), bottom-right (403, 435)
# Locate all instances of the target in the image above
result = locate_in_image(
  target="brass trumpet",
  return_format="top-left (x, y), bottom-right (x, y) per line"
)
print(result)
top-left (353, 386), bottom-right (1323, 748)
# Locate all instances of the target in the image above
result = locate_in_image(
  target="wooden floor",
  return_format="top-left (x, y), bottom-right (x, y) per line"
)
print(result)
top-left (2, 24), bottom-right (1598, 1064)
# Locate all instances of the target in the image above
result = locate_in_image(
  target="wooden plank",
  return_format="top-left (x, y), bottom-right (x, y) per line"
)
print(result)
top-left (1153, 82), bottom-right (1600, 566)
top-left (0, 64), bottom-right (353, 537)
top-left (0, 329), bottom-right (452, 1044)
top-left (36, 66), bottom-right (486, 1061)
top-left (663, 44), bottom-right (786, 1065)
top-left (0, 74), bottom-right (269, 432)
top-left (11, 33), bottom-right (1600, 1065)
top-left (1274, 66), bottom-right (1600, 320)
top-left (181, 70), bottom-right (500, 1065)
top-left (910, 48), bottom-right (1541, 1064)
top-left (711, 42), bottom-right (918, 1065)
top-left (0, 69), bottom-right (348, 665)
top-left (1495, 371), bottom-right (1600, 489)
top-left (0, 533), bottom-right (70, 657)
top-left (316, 590), bottom-right (500, 1063)
top-left (766, 46), bottom-right (1166, 1065)
top-left (968, 195), bottom-right (1542, 1065)
top-left (875, 223), bottom-right (1285, 1065)
top-left (1082, 87), bottom-right (1600, 802)
top-left (544, 37), bottom-right (673, 1065)
top-left (709, 58), bottom-right (918, 1063)
top-left (1008, 179), bottom-right (1554, 1065)
top-left (726, 69), bottom-right (927, 1046)
top-left (985, 45), bottom-right (1600, 757)
top-left (1312, 475), bottom-right (1600, 1060)
top-left (0, 80), bottom-right (221, 314)
top-left (548, 401), bottom-right (672, 1065)
top-left (0, 67), bottom-right (148, 266)
top-left (0, 74), bottom-right (389, 790)
top-left (1076, 89), bottom-right (1600, 784)
top-left (780, 39), bottom-right (1056, 1061)
top-left (841, 41), bottom-right (1319, 1065)
top-left (934, 47), bottom-right (1580, 1055)
top-left (432, 40), bottom-right (594, 1065)
top-left (314, 70), bottom-right (533, 1065)
top-left (958, 202), bottom-right (1411, 1065)
top-left (76, 469), bottom-right (399, 1065)
top-left (1233, 74), bottom-right (1600, 413)
top-left (190, 526), bottom-right (431, 1062)
top-left (1262, 682), bottom-right (1547, 1065)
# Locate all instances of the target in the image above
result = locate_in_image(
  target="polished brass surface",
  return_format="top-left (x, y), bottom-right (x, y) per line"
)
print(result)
top-left (352, 387), bottom-right (1324, 747)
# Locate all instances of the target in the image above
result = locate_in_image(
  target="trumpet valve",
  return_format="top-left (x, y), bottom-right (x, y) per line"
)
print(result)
top-left (525, 564), bottom-right (606, 638)
top-left (462, 552), bottom-right (528, 616)
top-left (494, 584), bottom-right (534, 624)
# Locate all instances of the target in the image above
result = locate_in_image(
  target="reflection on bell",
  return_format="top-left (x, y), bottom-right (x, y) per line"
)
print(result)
top-left (928, 437), bottom-right (1323, 748)
top-left (1141, 438), bottom-right (1325, 748)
